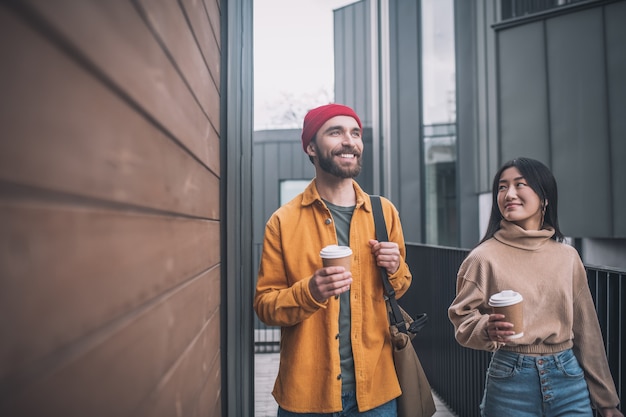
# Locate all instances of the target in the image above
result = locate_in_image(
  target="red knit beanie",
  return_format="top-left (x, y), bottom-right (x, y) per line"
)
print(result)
top-left (301, 104), bottom-right (362, 153)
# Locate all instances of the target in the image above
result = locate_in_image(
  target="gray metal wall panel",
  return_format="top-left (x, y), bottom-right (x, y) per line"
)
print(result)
top-left (252, 140), bottom-right (266, 245)
top-left (605, 1), bottom-right (626, 237)
top-left (482, 0), bottom-right (500, 192)
top-left (492, 1), bottom-right (625, 238)
top-left (253, 129), bottom-right (315, 278)
top-left (546, 9), bottom-right (611, 236)
top-left (389, 0), bottom-right (423, 243)
top-left (334, 0), bottom-right (372, 127)
top-left (354, 2), bottom-right (372, 125)
top-left (455, 0), bottom-right (481, 248)
top-left (334, 10), bottom-right (348, 105)
top-left (498, 21), bottom-right (550, 162)
top-left (294, 143), bottom-right (312, 179)
top-left (277, 143), bottom-right (291, 185)
top-left (475, 0), bottom-right (490, 192)
top-left (263, 142), bottom-right (280, 222)
top-left (359, 133), bottom-right (375, 194)
top-left (224, 0), bottom-right (255, 414)
top-left (333, 1), bottom-right (374, 195)
top-left (253, 130), bottom-right (305, 250)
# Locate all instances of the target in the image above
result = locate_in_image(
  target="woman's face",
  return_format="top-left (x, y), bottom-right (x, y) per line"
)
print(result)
top-left (497, 167), bottom-right (544, 230)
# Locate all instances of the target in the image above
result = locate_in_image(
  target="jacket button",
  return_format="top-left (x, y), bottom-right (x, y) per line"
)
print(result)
top-left (337, 374), bottom-right (342, 380)
top-left (335, 333), bottom-right (340, 339)
top-left (325, 218), bottom-right (332, 225)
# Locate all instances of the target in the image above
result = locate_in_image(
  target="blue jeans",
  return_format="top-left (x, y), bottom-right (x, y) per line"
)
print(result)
top-left (277, 391), bottom-right (397, 417)
top-left (481, 349), bottom-right (593, 417)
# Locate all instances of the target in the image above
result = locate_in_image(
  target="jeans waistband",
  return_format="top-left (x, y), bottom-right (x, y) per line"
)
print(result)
top-left (494, 348), bottom-right (574, 368)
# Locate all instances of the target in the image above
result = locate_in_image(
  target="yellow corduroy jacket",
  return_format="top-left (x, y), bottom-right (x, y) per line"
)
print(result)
top-left (254, 180), bottom-right (412, 413)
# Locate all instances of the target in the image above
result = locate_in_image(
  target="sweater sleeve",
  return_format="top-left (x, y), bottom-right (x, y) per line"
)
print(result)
top-left (448, 255), bottom-right (501, 352)
top-left (570, 256), bottom-right (620, 409)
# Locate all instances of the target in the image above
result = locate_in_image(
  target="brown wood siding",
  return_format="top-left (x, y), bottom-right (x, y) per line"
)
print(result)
top-left (0, 0), bottom-right (222, 415)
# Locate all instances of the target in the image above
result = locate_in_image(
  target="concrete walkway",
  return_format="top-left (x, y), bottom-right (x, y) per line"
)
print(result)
top-left (255, 352), bottom-right (457, 417)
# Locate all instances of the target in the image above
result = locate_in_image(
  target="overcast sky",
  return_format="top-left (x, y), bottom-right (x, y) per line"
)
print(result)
top-left (253, 0), bottom-right (456, 128)
top-left (253, 0), bottom-right (357, 130)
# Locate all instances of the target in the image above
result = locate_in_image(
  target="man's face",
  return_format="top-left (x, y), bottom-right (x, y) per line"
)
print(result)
top-left (309, 115), bottom-right (363, 178)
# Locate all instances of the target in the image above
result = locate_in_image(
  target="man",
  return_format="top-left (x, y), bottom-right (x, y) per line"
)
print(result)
top-left (254, 103), bottom-right (412, 416)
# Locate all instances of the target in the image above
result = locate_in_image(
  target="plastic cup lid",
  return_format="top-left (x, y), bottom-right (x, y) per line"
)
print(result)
top-left (319, 245), bottom-right (352, 259)
top-left (488, 290), bottom-right (523, 307)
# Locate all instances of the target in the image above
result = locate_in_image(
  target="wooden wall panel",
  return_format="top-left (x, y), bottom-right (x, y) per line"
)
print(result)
top-left (204, 0), bottom-right (222, 41)
top-left (0, 0), bottom-right (223, 414)
top-left (190, 363), bottom-right (222, 417)
top-left (0, 12), bottom-right (218, 218)
top-left (1, 268), bottom-right (220, 416)
top-left (133, 311), bottom-right (221, 417)
top-left (135, 0), bottom-right (220, 131)
top-left (22, 0), bottom-right (220, 174)
top-left (0, 201), bottom-right (219, 381)
top-left (181, 0), bottom-right (221, 89)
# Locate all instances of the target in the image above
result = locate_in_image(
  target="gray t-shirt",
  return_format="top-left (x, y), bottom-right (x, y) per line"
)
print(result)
top-left (324, 199), bottom-right (355, 393)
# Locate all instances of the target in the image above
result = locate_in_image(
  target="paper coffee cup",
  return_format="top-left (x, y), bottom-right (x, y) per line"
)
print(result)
top-left (320, 245), bottom-right (352, 271)
top-left (488, 290), bottom-right (524, 339)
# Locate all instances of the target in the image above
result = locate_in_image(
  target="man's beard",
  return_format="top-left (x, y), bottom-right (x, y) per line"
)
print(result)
top-left (317, 146), bottom-right (362, 179)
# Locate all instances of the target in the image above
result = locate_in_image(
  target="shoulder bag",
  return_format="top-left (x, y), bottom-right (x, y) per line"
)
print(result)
top-left (370, 195), bottom-right (436, 417)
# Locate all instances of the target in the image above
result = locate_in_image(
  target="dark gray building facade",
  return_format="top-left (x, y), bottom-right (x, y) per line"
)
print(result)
top-left (336, 0), bottom-right (626, 267)
top-left (253, 0), bottom-right (626, 269)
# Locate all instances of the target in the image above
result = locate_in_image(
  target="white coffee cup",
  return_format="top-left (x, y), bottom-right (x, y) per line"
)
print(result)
top-left (488, 290), bottom-right (524, 339)
top-left (320, 245), bottom-right (352, 270)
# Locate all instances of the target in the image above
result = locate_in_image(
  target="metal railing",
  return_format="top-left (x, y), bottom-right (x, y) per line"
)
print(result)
top-left (401, 244), bottom-right (484, 415)
top-left (253, 241), bottom-right (281, 354)
top-left (253, 243), bottom-right (624, 415)
top-left (254, 316), bottom-right (280, 354)
top-left (587, 265), bottom-right (624, 411)
top-left (500, 0), bottom-right (593, 21)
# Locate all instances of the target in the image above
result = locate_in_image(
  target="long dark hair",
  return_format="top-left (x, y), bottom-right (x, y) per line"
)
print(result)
top-left (480, 157), bottom-right (564, 244)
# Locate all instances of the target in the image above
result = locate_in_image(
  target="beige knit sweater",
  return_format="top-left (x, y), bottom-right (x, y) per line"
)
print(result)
top-left (448, 220), bottom-right (620, 409)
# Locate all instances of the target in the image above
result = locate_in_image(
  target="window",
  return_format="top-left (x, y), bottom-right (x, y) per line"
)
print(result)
top-left (280, 180), bottom-right (310, 205)
top-left (421, 0), bottom-right (458, 246)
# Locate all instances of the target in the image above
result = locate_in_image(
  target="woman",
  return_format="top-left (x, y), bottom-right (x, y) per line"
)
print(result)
top-left (448, 157), bottom-right (622, 417)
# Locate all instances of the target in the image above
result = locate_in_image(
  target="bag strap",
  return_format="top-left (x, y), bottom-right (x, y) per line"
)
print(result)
top-left (370, 195), bottom-right (407, 334)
